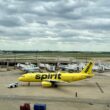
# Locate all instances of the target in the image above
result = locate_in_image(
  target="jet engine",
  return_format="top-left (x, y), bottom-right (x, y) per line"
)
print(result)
top-left (41, 81), bottom-right (52, 87)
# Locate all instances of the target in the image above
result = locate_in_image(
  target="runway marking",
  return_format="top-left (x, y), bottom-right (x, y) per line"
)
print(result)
top-left (96, 82), bottom-right (104, 93)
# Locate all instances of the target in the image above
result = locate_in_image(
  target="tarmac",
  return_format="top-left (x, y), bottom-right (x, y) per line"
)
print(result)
top-left (0, 69), bottom-right (110, 110)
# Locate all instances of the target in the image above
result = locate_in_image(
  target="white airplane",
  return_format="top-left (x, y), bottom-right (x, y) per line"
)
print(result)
top-left (39, 63), bottom-right (55, 72)
top-left (78, 63), bottom-right (86, 71)
top-left (17, 63), bottom-right (26, 69)
top-left (92, 63), bottom-right (105, 73)
top-left (102, 63), bottom-right (110, 71)
top-left (59, 63), bottom-right (79, 72)
top-left (17, 63), bottom-right (39, 72)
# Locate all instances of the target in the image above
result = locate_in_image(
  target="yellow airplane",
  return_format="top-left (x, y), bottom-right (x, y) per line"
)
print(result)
top-left (18, 61), bottom-right (94, 87)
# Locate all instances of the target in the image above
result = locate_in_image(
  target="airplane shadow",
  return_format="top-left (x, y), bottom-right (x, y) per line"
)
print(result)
top-left (58, 83), bottom-right (96, 88)
top-left (20, 83), bottom-right (72, 93)
top-left (20, 81), bottom-right (96, 88)
top-left (19, 82), bottom-right (96, 94)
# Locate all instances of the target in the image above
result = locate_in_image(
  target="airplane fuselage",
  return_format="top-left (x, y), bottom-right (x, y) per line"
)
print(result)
top-left (18, 72), bottom-right (94, 83)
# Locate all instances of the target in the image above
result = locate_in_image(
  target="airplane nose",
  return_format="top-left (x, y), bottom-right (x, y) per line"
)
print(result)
top-left (18, 77), bottom-right (23, 81)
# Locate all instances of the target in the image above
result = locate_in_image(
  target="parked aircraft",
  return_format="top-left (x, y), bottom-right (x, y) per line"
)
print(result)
top-left (78, 63), bottom-right (86, 71)
top-left (39, 63), bottom-right (55, 72)
top-left (102, 63), bottom-right (110, 71)
top-left (92, 64), bottom-right (104, 73)
top-left (18, 61), bottom-right (94, 87)
top-left (17, 63), bottom-right (26, 69)
top-left (104, 65), bottom-right (110, 71)
top-left (21, 66), bottom-right (40, 73)
top-left (17, 63), bottom-right (39, 72)
top-left (59, 63), bottom-right (79, 72)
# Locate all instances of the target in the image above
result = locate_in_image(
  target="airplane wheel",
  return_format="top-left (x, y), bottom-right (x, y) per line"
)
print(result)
top-left (10, 86), bottom-right (13, 88)
top-left (52, 83), bottom-right (58, 88)
top-left (54, 84), bottom-right (58, 88)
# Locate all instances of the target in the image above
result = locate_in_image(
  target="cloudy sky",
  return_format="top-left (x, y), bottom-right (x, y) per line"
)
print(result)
top-left (0, 0), bottom-right (110, 51)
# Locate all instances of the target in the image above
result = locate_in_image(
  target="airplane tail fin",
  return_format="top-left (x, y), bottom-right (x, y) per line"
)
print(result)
top-left (81, 61), bottom-right (94, 74)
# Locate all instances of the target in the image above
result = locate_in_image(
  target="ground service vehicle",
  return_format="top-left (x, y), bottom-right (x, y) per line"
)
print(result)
top-left (7, 82), bottom-right (18, 88)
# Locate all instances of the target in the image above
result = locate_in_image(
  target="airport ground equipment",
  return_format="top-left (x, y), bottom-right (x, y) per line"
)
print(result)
top-left (34, 104), bottom-right (46, 110)
top-left (20, 103), bottom-right (30, 110)
top-left (7, 82), bottom-right (18, 88)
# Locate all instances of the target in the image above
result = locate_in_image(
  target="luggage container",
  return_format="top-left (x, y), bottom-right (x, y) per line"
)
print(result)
top-left (24, 103), bottom-right (30, 110)
top-left (20, 105), bottom-right (25, 110)
top-left (20, 103), bottom-right (30, 110)
top-left (34, 104), bottom-right (46, 110)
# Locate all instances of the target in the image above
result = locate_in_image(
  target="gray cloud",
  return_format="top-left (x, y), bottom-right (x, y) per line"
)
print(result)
top-left (0, 0), bottom-right (110, 51)
top-left (0, 16), bottom-right (24, 27)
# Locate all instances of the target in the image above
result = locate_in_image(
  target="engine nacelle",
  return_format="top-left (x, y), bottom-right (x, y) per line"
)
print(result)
top-left (41, 81), bottom-right (52, 87)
